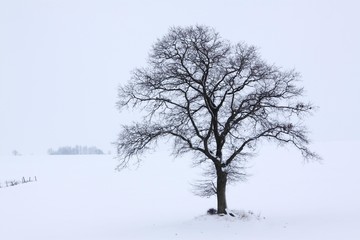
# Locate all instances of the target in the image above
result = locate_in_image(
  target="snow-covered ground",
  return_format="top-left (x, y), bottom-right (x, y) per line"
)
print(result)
top-left (1, 141), bottom-right (359, 239)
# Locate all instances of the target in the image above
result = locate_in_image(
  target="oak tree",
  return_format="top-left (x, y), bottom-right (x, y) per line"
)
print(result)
top-left (116, 25), bottom-right (319, 214)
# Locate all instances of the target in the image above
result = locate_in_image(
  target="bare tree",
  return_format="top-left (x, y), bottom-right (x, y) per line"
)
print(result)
top-left (116, 25), bottom-right (319, 214)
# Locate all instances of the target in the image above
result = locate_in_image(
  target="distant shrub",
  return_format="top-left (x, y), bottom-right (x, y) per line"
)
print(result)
top-left (12, 150), bottom-right (21, 156)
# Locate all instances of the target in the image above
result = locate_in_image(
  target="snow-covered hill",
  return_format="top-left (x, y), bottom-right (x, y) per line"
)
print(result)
top-left (1, 141), bottom-right (359, 239)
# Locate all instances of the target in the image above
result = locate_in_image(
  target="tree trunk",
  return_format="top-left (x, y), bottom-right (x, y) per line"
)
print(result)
top-left (216, 169), bottom-right (228, 214)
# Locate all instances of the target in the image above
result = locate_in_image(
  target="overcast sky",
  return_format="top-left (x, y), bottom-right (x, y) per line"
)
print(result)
top-left (0, 0), bottom-right (359, 155)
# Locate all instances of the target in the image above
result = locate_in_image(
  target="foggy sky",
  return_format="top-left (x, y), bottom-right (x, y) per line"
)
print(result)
top-left (1, 0), bottom-right (359, 155)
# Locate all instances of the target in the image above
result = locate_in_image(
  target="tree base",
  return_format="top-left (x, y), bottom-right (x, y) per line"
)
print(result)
top-left (206, 209), bottom-right (263, 220)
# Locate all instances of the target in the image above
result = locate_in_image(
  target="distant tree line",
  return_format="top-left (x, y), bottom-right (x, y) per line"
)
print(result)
top-left (48, 146), bottom-right (104, 155)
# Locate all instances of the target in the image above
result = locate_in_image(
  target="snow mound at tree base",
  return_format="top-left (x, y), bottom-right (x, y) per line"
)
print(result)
top-left (196, 209), bottom-right (265, 222)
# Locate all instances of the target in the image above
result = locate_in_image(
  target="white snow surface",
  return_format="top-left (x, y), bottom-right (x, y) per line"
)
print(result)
top-left (1, 141), bottom-right (359, 239)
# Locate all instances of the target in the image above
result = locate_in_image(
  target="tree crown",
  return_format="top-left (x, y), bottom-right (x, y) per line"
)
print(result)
top-left (116, 25), bottom-right (319, 178)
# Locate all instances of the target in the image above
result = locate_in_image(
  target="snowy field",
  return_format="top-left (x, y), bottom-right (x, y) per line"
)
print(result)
top-left (1, 141), bottom-right (359, 240)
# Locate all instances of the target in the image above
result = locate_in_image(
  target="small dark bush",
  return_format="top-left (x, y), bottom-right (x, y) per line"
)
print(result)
top-left (207, 208), bottom-right (217, 215)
